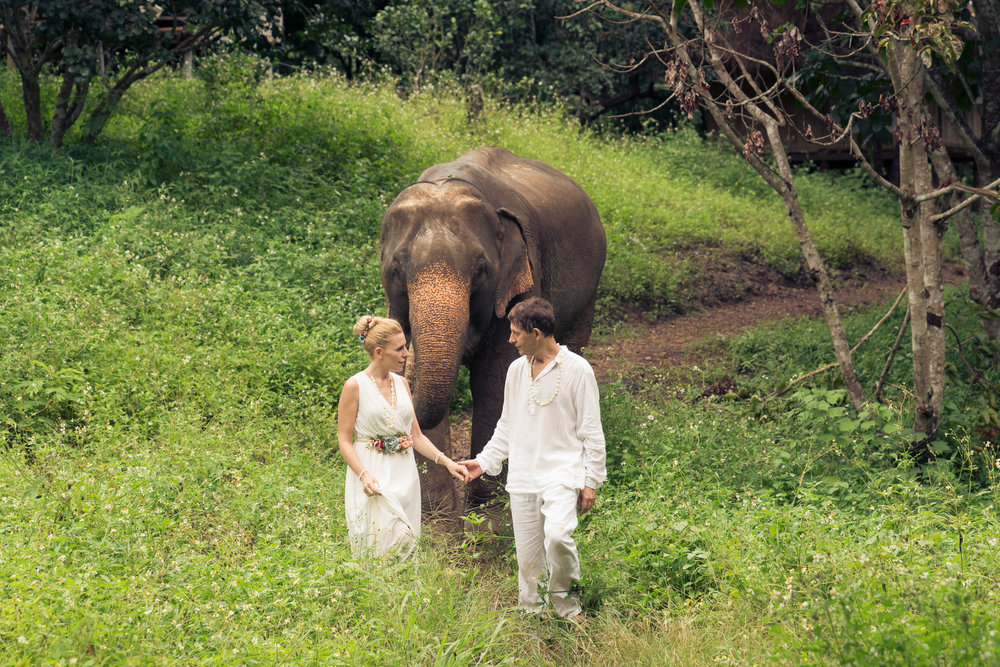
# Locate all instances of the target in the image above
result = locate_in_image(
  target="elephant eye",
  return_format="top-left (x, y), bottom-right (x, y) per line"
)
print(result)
top-left (472, 261), bottom-right (489, 284)
top-left (387, 262), bottom-right (405, 285)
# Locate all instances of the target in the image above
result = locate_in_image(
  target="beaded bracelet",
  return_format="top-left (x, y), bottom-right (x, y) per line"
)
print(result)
top-left (434, 452), bottom-right (444, 465)
top-left (358, 468), bottom-right (368, 479)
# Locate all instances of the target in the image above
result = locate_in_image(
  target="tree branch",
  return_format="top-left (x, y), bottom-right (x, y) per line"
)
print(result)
top-left (874, 304), bottom-right (910, 402)
top-left (919, 176), bottom-right (1000, 203)
top-left (772, 287), bottom-right (908, 398)
top-left (923, 67), bottom-right (990, 175)
top-left (84, 24), bottom-right (222, 145)
top-left (925, 176), bottom-right (1000, 223)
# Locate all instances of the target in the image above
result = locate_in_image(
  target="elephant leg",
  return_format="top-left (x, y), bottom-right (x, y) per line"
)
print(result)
top-left (466, 324), bottom-right (519, 507)
top-left (560, 300), bottom-right (597, 354)
top-left (417, 415), bottom-right (462, 528)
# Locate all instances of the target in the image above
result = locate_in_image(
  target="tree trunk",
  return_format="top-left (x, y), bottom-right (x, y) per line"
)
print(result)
top-left (82, 58), bottom-right (167, 145)
top-left (979, 174), bottom-right (1000, 318)
top-left (763, 120), bottom-right (868, 411)
top-left (3, 8), bottom-right (44, 141)
top-left (50, 70), bottom-right (90, 149)
top-left (923, 0), bottom-right (1000, 341)
top-left (970, 0), bottom-right (1000, 335)
top-left (982, 203), bottom-right (1000, 312)
top-left (681, 0), bottom-right (867, 411)
top-left (889, 40), bottom-right (946, 447)
top-left (928, 147), bottom-right (1000, 340)
top-left (20, 72), bottom-right (44, 142)
top-left (974, 0), bottom-right (1000, 174)
top-left (0, 99), bottom-right (11, 138)
top-left (82, 89), bottom-right (124, 146)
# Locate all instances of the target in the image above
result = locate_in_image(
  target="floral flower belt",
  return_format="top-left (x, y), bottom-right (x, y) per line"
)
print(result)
top-left (364, 433), bottom-right (412, 454)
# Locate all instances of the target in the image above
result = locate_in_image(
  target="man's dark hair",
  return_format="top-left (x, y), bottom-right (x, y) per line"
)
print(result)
top-left (509, 297), bottom-right (555, 337)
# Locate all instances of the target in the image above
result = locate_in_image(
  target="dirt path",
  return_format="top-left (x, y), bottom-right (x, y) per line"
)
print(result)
top-left (586, 271), bottom-right (909, 383)
top-left (448, 264), bottom-right (935, 458)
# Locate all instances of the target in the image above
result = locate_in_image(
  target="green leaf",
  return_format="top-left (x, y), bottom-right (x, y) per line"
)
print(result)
top-left (929, 440), bottom-right (951, 455)
top-left (22, 472), bottom-right (49, 500)
top-left (837, 419), bottom-right (860, 432)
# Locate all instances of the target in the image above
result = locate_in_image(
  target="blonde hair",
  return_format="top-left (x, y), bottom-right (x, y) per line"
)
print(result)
top-left (353, 316), bottom-right (404, 357)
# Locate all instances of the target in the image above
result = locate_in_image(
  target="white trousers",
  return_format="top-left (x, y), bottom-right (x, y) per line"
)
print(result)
top-left (509, 485), bottom-right (582, 618)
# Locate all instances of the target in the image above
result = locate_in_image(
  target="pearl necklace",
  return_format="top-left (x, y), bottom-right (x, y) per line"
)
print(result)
top-left (366, 370), bottom-right (398, 431)
top-left (528, 355), bottom-right (562, 407)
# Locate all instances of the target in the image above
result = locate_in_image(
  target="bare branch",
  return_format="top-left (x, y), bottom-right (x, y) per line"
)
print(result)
top-left (920, 175), bottom-right (1000, 204)
top-left (561, 2), bottom-right (613, 22)
top-left (774, 287), bottom-right (908, 397)
top-left (780, 80), bottom-right (905, 196)
top-left (927, 177), bottom-right (1000, 222)
top-left (923, 68), bottom-right (989, 173)
top-left (874, 304), bottom-right (911, 402)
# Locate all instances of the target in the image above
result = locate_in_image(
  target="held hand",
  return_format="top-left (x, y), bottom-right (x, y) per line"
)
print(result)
top-left (359, 470), bottom-right (382, 496)
top-left (577, 486), bottom-right (596, 513)
top-left (445, 459), bottom-right (471, 483)
top-left (457, 459), bottom-right (483, 481)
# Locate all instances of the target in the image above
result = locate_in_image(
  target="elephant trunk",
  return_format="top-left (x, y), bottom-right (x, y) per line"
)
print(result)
top-left (407, 263), bottom-right (470, 430)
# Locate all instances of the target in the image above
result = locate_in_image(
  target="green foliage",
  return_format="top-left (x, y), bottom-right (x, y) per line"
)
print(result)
top-left (268, 0), bottom-right (673, 129)
top-left (2, 66), bottom-right (995, 664)
top-left (373, 0), bottom-right (502, 88)
top-left (587, 379), bottom-right (1000, 664)
top-left (715, 284), bottom-right (1000, 486)
top-left (0, 0), bottom-right (282, 145)
top-left (0, 362), bottom-right (87, 449)
top-left (792, 569), bottom-right (1000, 664)
top-left (864, 0), bottom-right (972, 68)
top-left (269, 1), bottom-right (386, 77)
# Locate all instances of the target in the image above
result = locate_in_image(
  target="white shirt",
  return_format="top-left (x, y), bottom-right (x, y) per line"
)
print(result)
top-left (476, 346), bottom-right (607, 494)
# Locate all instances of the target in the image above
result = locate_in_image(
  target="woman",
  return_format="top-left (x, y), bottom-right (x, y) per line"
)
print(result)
top-left (337, 315), bottom-right (467, 558)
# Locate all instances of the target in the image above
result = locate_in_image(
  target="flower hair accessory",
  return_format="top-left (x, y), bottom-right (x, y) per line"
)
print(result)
top-left (359, 316), bottom-right (374, 342)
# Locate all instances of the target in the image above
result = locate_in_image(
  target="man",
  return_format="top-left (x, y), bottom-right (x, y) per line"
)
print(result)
top-left (459, 296), bottom-right (606, 621)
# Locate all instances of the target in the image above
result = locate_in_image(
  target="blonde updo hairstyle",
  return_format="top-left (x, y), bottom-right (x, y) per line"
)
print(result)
top-left (353, 316), bottom-right (404, 358)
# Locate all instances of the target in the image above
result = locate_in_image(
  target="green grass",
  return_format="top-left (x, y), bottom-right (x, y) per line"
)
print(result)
top-left (2, 60), bottom-right (998, 664)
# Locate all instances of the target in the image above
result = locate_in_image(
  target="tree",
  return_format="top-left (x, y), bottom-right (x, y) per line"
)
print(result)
top-left (293, 0), bottom-right (672, 128)
top-left (372, 0), bottom-right (502, 92)
top-left (572, 0), bottom-right (999, 450)
top-left (819, 0), bottom-right (999, 445)
top-left (271, 1), bottom-right (389, 78)
top-left (918, 0), bottom-right (1000, 340)
top-left (0, 0), bottom-right (280, 147)
top-left (575, 0), bottom-right (869, 411)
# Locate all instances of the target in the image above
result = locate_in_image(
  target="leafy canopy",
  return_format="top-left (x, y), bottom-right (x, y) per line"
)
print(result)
top-left (0, 0), bottom-right (281, 146)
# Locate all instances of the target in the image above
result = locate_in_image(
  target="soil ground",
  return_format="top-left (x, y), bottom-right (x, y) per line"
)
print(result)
top-left (586, 260), bottom-right (918, 385)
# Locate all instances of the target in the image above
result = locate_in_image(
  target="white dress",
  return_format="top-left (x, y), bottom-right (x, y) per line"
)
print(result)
top-left (345, 371), bottom-right (420, 558)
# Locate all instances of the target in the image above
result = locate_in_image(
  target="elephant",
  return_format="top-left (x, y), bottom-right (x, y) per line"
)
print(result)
top-left (380, 146), bottom-right (607, 512)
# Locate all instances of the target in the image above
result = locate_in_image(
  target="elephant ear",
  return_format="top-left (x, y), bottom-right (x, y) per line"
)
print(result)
top-left (495, 207), bottom-right (534, 318)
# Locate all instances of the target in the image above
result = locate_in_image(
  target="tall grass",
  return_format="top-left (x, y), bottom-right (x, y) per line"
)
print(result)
top-left (2, 61), bottom-right (996, 665)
